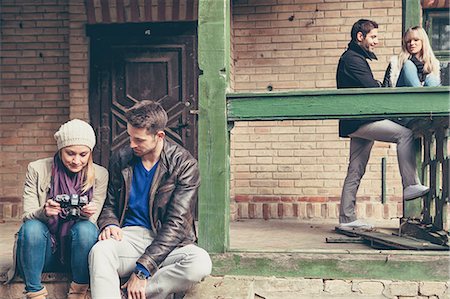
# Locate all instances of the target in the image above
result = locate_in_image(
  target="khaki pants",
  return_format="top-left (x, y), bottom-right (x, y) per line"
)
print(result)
top-left (339, 119), bottom-right (419, 223)
top-left (89, 226), bottom-right (212, 299)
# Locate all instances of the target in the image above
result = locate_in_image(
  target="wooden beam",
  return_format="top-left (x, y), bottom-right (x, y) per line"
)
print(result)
top-left (198, 0), bottom-right (230, 253)
top-left (403, 0), bottom-right (422, 33)
top-left (227, 87), bottom-right (450, 121)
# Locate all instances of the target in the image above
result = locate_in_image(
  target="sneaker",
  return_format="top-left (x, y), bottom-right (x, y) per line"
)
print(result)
top-left (403, 184), bottom-right (429, 201)
top-left (338, 219), bottom-right (374, 230)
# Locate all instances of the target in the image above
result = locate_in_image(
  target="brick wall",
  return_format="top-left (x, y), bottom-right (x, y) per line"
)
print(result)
top-left (0, 1), bottom-right (93, 220)
top-left (68, 2), bottom-right (89, 120)
top-left (230, 0), bottom-right (406, 221)
top-left (0, 0), bottom-right (71, 218)
top-left (232, 0), bottom-right (402, 91)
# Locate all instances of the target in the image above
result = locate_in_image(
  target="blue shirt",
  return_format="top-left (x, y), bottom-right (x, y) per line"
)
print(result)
top-left (123, 159), bottom-right (159, 230)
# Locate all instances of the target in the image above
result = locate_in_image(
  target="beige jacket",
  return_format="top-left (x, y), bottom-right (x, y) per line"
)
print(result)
top-left (22, 157), bottom-right (108, 223)
top-left (6, 157), bottom-right (108, 283)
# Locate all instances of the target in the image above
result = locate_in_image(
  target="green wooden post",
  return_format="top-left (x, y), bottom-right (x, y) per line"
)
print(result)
top-left (197, 0), bottom-right (230, 253)
top-left (402, 0), bottom-right (421, 32)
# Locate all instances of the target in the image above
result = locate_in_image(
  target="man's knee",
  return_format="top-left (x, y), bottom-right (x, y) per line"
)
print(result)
top-left (89, 239), bottom-right (114, 265)
top-left (184, 247), bottom-right (212, 282)
top-left (397, 126), bottom-right (414, 143)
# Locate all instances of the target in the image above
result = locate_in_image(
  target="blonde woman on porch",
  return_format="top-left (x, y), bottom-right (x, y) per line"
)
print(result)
top-left (7, 119), bottom-right (108, 299)
top-left (383, 26), bottom-right (441, 87)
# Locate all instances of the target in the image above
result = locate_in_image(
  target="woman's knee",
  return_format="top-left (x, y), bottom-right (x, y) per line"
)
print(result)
top-left (71, 221), bottom-right (98, 241)
top-left (18, 220), bottom-right (49, 245)
top-left (402, 59), bottom-right (418, 72)
top-left (424, 74), bottom-right (441, 87)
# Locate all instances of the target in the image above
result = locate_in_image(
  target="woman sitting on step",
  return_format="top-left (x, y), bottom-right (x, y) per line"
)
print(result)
top-left (383, 26), bottom-right (441, 87)
top-left (7, 119), bottom-right (108, 299)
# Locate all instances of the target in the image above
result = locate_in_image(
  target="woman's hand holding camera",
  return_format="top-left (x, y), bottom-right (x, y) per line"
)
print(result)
top-left (44, 199), bottom-right (62, 217)
top-left (80, 201), bottom-right (97, 218)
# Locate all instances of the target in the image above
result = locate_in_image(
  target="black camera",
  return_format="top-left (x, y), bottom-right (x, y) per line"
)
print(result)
top-left (54, 194), bottom-right (89, 219)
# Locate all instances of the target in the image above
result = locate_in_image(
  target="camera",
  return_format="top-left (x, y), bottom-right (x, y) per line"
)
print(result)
top-left (54, 194), bottom-right (89, 219)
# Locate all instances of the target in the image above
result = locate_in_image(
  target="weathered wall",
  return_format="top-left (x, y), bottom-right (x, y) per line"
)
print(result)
top-left (230, 0), bottom-right (406, 221)
top-left (0, 0), bottom-right (71, 218)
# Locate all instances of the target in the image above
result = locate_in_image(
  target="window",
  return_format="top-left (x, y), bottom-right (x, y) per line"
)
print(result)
top-left (424, 10), bottom-right (450, 85)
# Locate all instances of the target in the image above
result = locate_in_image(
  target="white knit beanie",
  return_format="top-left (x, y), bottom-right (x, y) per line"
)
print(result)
top-left (54, 119), bottom-right (96, 150)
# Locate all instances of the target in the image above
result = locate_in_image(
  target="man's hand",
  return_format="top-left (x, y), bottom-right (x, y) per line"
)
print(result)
top-left (98, 225), bottom-right (123, 241)
top-left (121, 273), bottom-right (147, 299)
top-left (80, 201), bottom-right (97, 218)
top-left (44, 199), bottom-right (62, 217)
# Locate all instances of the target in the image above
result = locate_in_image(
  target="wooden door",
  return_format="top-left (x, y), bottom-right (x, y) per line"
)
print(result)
top-left (89, 23), bottom-right (198, 167)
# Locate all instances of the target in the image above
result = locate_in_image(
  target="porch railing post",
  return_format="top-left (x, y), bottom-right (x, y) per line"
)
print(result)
top-left (197, 0), bottom-right (231, 253)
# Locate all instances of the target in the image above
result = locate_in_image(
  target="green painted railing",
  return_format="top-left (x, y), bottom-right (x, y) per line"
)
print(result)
top-left (227, 87), bottom-right (450, 121)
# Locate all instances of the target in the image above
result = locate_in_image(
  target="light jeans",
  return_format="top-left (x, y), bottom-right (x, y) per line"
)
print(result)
top-left (89, 226), bottom-right (212, 299)
top-left (17, 219), bottom-right (98, 292)
top-left (339, 120), bottom-right (420, 223)
top-left (396, 59), bottom-right (441, 87)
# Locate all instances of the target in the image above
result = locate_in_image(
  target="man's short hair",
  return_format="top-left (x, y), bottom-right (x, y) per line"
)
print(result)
top-left (125, 100), bottom-right (168, 134)
top-left (351, 19), bottom-right (378, 41)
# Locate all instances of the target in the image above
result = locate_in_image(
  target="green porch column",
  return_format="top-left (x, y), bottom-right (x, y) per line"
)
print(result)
top-left (402, 0), bottom-right (423, 218)
top-left (402, 0), bottom-right (421, 32)
top-left (197, 0), bottom-right (230, 253)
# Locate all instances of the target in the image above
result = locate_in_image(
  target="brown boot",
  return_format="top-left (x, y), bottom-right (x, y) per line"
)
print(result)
top-left (67, 282), bottom-right (90, 299)
top-left (25, 286), bottom-right (48, 299)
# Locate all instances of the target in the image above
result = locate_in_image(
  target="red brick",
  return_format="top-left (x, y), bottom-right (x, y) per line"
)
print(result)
top-left (262, 203), bottom-right (270, 220)
top-left (235, 195), bottom-right (252, 202)
top-left (277, 203), bottom-right (284, 218)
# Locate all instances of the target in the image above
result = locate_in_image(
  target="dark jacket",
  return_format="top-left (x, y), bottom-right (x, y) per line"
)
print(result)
top-left (97, 139), bottom-right (200, 274)
top-left (336, 41), bottom-right (382, 137)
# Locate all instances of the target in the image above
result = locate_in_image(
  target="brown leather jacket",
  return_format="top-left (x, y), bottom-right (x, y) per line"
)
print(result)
top-left (97, 139), bottom-right (200, 274)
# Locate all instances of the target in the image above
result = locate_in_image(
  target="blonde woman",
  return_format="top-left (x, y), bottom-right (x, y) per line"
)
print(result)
top-left (7, 119), bottom-right (108, 299)
top-left (384, 26), bottom-right (441, 87)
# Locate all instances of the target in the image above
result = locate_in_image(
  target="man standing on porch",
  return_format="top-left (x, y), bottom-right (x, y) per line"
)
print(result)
top-left (89, 100), bottom-right (211, 299)
top-left (336, 19), bottom-right (429, 229)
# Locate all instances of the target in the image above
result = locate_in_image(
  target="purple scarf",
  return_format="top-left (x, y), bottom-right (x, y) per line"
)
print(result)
top-left (47, 154), bottom-right (93, 265)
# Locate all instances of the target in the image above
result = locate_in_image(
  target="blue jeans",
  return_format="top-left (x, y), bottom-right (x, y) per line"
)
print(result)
top-left (17, 219), bottom-right (98, 292)
top-left (396, 59), bottom-right (441, 87)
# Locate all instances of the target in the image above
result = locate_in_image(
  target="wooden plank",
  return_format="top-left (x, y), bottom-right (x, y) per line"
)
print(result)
top-left (186, 0), bottom-right (194, 20)
top-left (100, 0), bottom-right (111, 23)
top-left (421, 0), bottom-right (450, 8)
top-left (198, 0), bottom-right (230, 253)
top-left (336, 227), bottom-right (449, 250)
top-left (172, 0), bottom-right (180, 20)
top-left (211, 252), bottom-right (450, 281)
top-left (158, 0), bottom-right (165, 21)
top-left (227, 87), bottom-right (450, 121)
top-left (144, 0), bottom-right (153, 21)
top-left (116, 0), bottom-right (126, 23)
top-left (130, 0), bottom-right (140, 22)
top-left (85, 0), bottom-right (97, 24)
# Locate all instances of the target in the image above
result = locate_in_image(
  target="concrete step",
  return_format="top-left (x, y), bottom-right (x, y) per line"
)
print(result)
top-left (2, 274), bottom-right (449, 299)
top-left (185, 276), bottom-right (450, 299)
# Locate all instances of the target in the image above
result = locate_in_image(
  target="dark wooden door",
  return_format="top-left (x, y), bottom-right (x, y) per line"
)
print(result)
top-left (89, 23), bottom-right (198, 167)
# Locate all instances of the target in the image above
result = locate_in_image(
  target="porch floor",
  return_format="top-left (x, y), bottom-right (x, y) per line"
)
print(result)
top-left (1, 219), bottom-right (449, 299)
top-left (230, 218), bottom-right (400, 252)
top-left (0, 217), bottom-right (445, 272)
